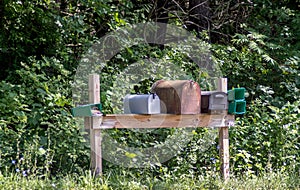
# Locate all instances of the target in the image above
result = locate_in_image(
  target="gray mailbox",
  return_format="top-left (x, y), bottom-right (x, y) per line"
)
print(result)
top-left (209, 92), bottom-right (228, 112)
top-left (123, 94), bottom-right (161, 114)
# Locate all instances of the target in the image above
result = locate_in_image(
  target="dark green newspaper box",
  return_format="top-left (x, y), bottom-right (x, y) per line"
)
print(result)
top-left (71, 103), bottom-right (102, 117)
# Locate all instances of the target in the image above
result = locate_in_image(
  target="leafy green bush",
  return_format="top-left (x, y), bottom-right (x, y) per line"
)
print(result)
top-left (0, 57), bottom-right (89, 176)
top-left (0, 1), bottom-right (61, 78)
top-left (231, 99), bottom-right (300, 175)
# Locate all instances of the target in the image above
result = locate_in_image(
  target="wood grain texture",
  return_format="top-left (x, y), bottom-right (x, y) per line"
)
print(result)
top-left (100, 114), bottom-right (234, 129)
top-left (87, 74), bottom-right (102, 176)
top-left (219, 127), bottom-right (230, 180)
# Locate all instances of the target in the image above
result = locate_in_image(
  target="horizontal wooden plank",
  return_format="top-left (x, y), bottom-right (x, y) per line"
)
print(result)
top-left (100, 114), bottom-right (235, 129)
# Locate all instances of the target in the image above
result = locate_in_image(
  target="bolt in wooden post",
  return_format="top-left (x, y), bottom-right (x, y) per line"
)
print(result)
top-left (86, 74), bottom-right (102, 176)
top-left (218, 78), bottom-right (230, 180)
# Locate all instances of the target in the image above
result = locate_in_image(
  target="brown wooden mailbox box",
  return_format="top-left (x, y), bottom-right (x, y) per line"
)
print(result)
top-left (151, 80), bottom-right (201, 114)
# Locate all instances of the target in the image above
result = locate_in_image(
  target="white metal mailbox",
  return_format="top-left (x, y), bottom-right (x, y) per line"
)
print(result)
top-left (123, 94), bottom-right (161, 114)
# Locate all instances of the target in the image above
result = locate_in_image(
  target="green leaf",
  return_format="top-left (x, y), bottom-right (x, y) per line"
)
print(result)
top-left (125, 152), bottom-right (137, 159)
top-left (38, 147), bottom-right (46, 155)
top-left (268, 106), bottom-right (279, 113)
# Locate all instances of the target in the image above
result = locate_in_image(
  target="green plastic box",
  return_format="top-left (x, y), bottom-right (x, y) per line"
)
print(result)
top-left (228, 88), bottom-right (245, 101)
top-left (228, 100), bottom-right (246, 115)
top-left (71, 103), bottom-right (102, 117)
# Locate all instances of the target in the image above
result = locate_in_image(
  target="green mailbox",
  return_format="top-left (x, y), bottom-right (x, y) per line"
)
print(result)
top-left (227, 88), bottom-right (246, 115)
top-left (228, 88), bottom-right (245, 101)
top-left (71, 103), bottom-right (102, 117)
top-left (228, 100), bottom-right (246, 114)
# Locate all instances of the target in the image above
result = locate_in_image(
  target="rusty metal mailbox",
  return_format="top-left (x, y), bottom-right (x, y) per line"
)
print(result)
top-left (151, 80), bottom-right (201, 114)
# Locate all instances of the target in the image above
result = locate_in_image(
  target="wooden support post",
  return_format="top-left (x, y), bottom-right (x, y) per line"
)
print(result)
top-left (219, 127), bottom-right (230, 180)
top-left (90, 119), bottom-right (102, 175)
top-left (218, 78), bottom-right (230, 180)
top-left (87, 74), bottom-right (102, 176)
top-left (217, 78), bottom-right (227, 93)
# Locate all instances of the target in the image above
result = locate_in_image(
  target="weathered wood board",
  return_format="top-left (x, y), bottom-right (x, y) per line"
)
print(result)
top-left (99, 114), bottom-right (234, 129)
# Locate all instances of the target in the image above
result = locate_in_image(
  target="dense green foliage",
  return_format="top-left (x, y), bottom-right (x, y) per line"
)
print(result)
top-left (0, 0), bottom-right (299, 184)
top-left (0, 58), bottom-right (89, 176)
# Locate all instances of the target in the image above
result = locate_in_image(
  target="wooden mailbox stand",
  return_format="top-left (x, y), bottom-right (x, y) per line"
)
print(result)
top-left (85, 74), bottom-right (233, 180)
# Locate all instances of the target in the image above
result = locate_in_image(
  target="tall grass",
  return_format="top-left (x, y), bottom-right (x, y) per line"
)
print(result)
top-left (0, 170), bottom-right (299, 190)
